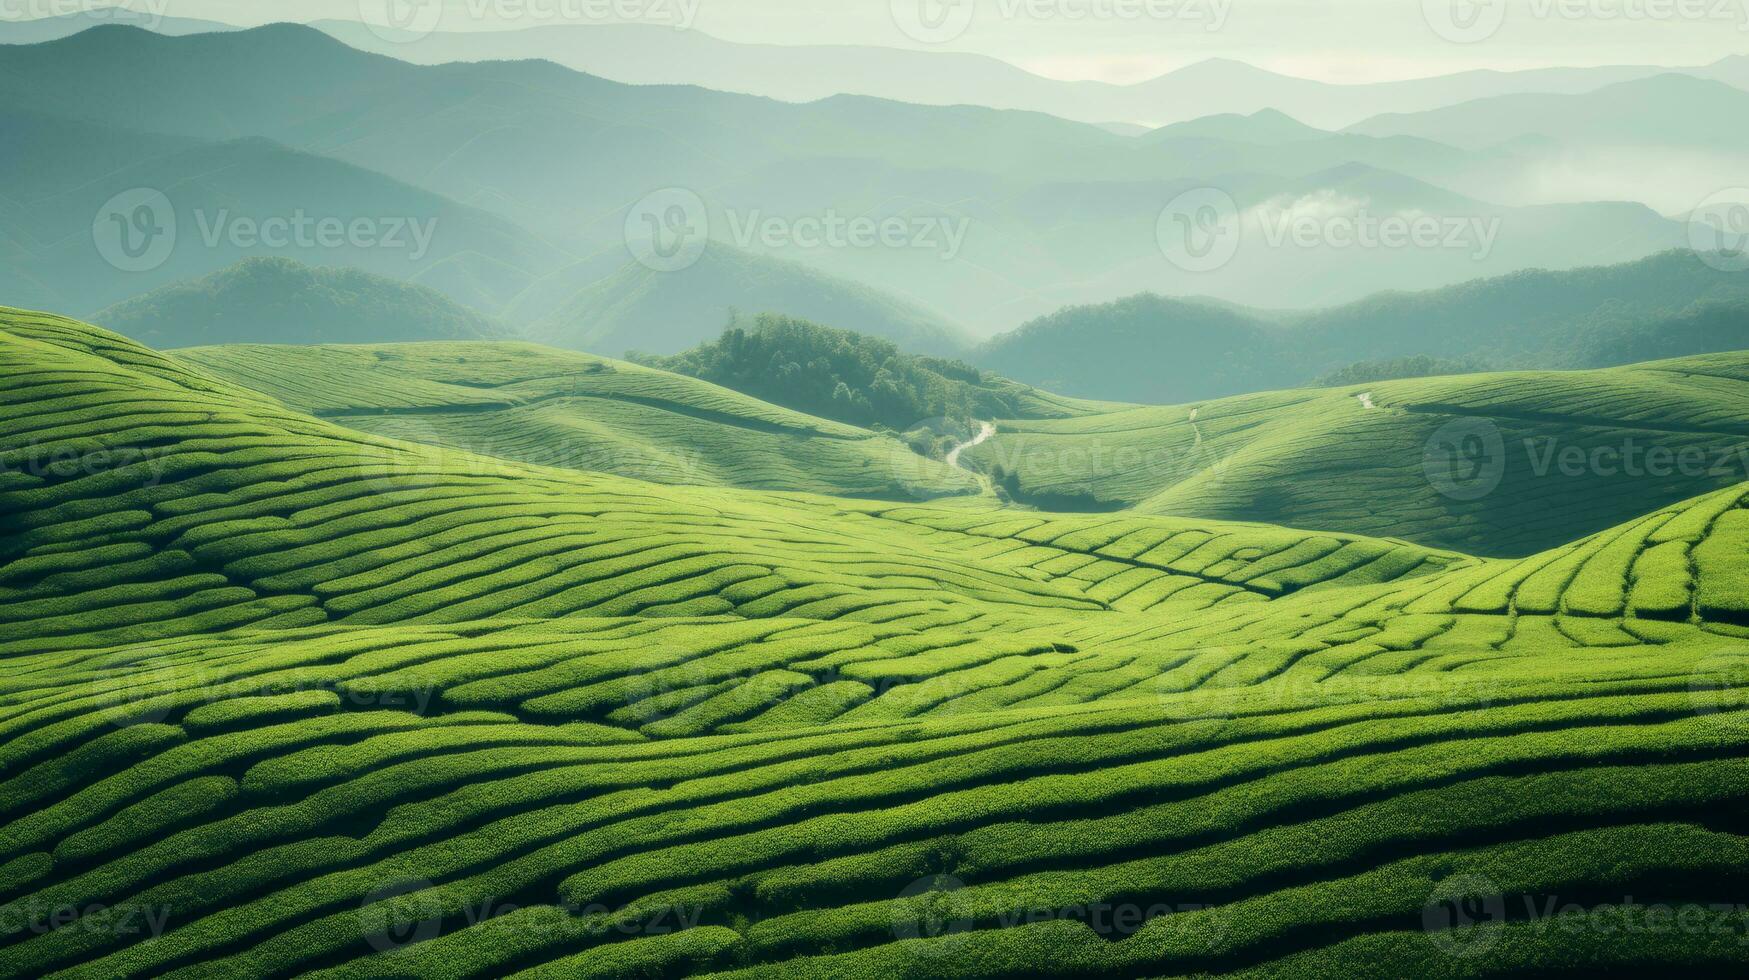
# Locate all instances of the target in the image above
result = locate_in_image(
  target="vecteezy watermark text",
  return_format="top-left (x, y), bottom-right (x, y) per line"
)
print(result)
top-left (1157, 188), bottom-right (1504, 273)
top-left (1425, 417), bottom-right (1749, 500)
top-left (891, 0), bottom-right (1231, 44)
top-left (358, 0), bottom-right (701, 43)
top-left (1, 0), bottom-right (171, 26)
top-left (92, 187), bottom-right (441, 272)
top-left (624, 188), bottom-right (973, 272)
top-left (1424, 0), bottom-right (1749, 44)
top-left (725, 209), bottom-right (971, 261)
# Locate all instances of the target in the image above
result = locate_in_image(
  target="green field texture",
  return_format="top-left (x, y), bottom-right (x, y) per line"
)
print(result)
top-left (4, 308), bottom-right (1749, 977)
top-left (963, 352), bottom-right (1749, 557)
top-left (173, 341), bottom-right (990, 501)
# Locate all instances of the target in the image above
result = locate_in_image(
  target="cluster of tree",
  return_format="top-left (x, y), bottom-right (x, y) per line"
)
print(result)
top-left (636, 313), bottom-right (1018, 432)
top-left (1312, 355), bottom-right (1491, 387)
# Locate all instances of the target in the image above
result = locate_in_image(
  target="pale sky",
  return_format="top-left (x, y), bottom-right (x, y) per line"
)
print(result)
top-left (45, 0), bottom-right (1749, 83)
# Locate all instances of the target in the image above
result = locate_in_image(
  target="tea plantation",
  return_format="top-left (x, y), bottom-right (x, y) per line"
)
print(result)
top-left (3, 308), bottom-right (1748, 977)
top-left (964, 353), bottom-right (1749, 556)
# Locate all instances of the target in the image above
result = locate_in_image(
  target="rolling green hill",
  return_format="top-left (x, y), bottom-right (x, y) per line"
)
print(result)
top-left (173, 340), bottom-right (980, 501)
top-left (95, 258), bottom-right (509, 349)
top-left (966, 351), bottom-right (1749, 557)
top-left (2, 309), bottom-right (1748, 978)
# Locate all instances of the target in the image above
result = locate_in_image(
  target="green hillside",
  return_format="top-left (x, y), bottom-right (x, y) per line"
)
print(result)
top-left (173, 340), bottom-right (979, 501)
top-left (3, 309), bottom-right (1748, 977)
top-left (966, 351), bottom-right (1749, 556)
top-left (96, 258), bottom-right (509, 349)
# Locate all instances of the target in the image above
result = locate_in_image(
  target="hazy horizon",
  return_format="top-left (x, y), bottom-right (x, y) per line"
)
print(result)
top-left (14, 0), bottom-right (1748, 84)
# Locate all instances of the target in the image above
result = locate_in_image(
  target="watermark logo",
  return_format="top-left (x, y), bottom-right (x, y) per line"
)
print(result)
top-left (1424, 873), bottom-right (1506, 958)
top-left (2, 0), bottom-right (173, 27)
top-left (1689, 654), bottom-right (1749, 733)
top-left (360, 0), bottom-right (702, 44)
top-left (891, 0), bottom-right (977, 43)
top-left (893, 0), bottom-right (1229, 44)
top-left (1254, 192), bottom-right (1501, 261)
top-left (625, 187), bottom-right (709, 273)
top-left (893, 874), bottom-right (975, 952)
top-left (362, 878), bottom-right (446, 953)
top-left (192, 209), bottom-right (439, 261)
top-left (93, 188), bottom-right (176, 273)
top-left (1690, 189), bottom-right (1749, 274)
top-left (358, 0), bottom-right (446, 42)
top-left (1424, 418), bottom-right (1506, 501)
top-left (1157, 187), bottom-right (1241, 273)
top-left (1423, 0), bottom-right (1509, 42)
top-left (725, 209), bottom-right (972, 261)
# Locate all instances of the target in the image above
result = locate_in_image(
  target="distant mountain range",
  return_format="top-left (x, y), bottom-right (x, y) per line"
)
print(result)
top-left (9, 12), bottom-right (1744, 130)
top-left (306, 19), bottom-right (1749, 130)
top-left (977, 250), bottom-right (1749, 403)
top-left (0, 22), bottom-right (1734, 342)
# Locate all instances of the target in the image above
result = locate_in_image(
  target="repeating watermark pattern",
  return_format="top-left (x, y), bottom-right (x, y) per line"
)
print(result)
top-left (358, 0), bottom-right (701, 44)
top-left (93, 188), bottom-right (176, 274)
top-left (623, 189), bottom-right (974, 272)
top-left (1424, 874), bottom-right (1749, 958)
top-left (1254, 193), bottom-right (1501, 261)
top-left (0, 0), bottom-right (171, 26)
top-left (1157, 188), bottom-right (1242, 274)
top-left (0, 441), bottom-right (168, 489)
top-left (92, 188), bottom-right (441, 272)
top-left (1689, 189), bottom-right (1749, 274)
top-left (892, 875), bottom-right (1226, 954)
top-left (725, 209), bottom-right (972, 261)
top-left (1422, 0), bottom-right (1510, 43)
top-left (1689, 654), bottom-right (1749, 733)
top-left (625, 187), bottom-right (710, 273)
top-left (1425, 0), bottom-right (1749, 43)
top-left (1424, 418), bottom-right (1509, 501)
top-left (89, 661), bottom-right (443, 731)
top-left (0, 900), bottom-right (173, 940)
top-left (193, 210), bottom-right (439, 262)
top-left (1425, 417), bottom-right (1749, 501)
top-left (360, 880), bottom-right (705, 953)
top-left (1158, 189), bottom-right (1503, 273)
top-left (1423, 873), bottom-right (1509, 957)
top-left (892, 0), bottom-right (1232, 44)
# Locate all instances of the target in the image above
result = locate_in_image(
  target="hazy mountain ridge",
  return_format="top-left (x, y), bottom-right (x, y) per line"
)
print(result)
top-left (0, 24), bottom-right (1703, 335)
top-left (978, 250), bottom-right (1749, 403)
top-left (94, 257), bottom-right (509, 348)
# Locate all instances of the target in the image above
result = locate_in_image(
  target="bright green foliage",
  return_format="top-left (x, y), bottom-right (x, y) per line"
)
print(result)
top-left (1, 309), bottom-right (1747, 978)
top-left (175, 339), bottom-right (981, 501)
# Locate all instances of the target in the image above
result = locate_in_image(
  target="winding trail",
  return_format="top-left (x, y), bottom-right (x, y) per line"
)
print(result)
top-left (946, 421), bottom-right (996, 470)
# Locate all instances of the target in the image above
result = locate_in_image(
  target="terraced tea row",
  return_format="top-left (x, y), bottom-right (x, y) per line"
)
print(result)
top-left (174, 342), bottom-right (985, 501)
top-left (4, 309), bottom-right (1748, 977)
top-left (965, 353), bottom-right (1749, 556)
top-left (5, 637), bottom-right (1747, 978)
